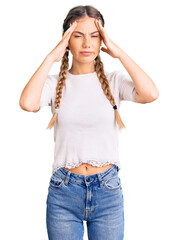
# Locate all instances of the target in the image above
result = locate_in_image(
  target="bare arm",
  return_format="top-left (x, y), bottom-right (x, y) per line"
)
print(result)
top-left (19, 21), bottom-right (78, 112)
top-left (19, 54), bottom-right (55, 112)
top-left (95, 19), bottom-right (159, 103)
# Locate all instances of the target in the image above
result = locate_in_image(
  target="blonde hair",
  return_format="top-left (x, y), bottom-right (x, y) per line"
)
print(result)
top-left (46, 5), bottom-right (126, 130)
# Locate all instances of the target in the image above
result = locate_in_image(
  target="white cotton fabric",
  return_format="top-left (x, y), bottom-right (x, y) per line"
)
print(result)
top-left (39, 70), bottom-right (137, 174)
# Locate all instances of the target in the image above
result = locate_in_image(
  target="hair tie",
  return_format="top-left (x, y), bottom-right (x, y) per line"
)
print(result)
top-left (55, 108), bottom-right (58, 113)
top-left (113, 105), bottom-right (117, 110)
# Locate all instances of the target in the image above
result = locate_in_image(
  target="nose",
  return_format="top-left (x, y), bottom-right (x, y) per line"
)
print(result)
top-left (82, 36), bottom-right (91, 48)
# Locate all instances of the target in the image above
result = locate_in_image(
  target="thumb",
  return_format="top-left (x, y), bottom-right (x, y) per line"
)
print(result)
top-left (101, 47), bottom-right (108, 53)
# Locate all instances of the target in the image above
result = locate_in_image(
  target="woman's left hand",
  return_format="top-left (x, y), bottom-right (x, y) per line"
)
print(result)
top-left (95, 19), bottom-right (122, 59)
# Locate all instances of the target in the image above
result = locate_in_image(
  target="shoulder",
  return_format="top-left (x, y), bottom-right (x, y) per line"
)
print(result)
top-left (45, 74), bottom-right (59, 90)
top-left (46, 74), bottom-right (59, 83)
top-left (104, 70), bottom-right (123, 81)
top-left (104, 70), bottom-right (125, 87)
top-left (103, 70), bottom-right (123, 98)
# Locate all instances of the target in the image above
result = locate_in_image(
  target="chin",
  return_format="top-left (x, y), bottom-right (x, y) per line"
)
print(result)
top-left (76, 55), bottom-right (96, 62)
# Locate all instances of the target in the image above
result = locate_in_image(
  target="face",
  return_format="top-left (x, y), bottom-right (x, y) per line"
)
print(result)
top-left (68, 17), bottom-right (102, 63)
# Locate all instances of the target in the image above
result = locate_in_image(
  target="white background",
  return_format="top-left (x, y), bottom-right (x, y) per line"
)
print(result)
top-left (1, 0), bottom-right (178, 239)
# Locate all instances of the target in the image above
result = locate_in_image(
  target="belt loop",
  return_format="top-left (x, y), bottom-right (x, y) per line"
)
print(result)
top-left (97, 173), bottom-right (104, 188)
top-left (64, 171), bottom-right (71, 185)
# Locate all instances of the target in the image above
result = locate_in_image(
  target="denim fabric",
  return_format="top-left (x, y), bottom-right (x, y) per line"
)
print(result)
top-left (46, 164), bottom-right (124, 240)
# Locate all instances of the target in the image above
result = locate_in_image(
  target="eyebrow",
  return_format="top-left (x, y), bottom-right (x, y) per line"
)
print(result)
top-left (73, 31), bottom-right (99, 35)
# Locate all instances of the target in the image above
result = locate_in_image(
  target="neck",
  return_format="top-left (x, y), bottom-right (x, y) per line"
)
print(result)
top-left (69, 58), bottom-right (95, 75)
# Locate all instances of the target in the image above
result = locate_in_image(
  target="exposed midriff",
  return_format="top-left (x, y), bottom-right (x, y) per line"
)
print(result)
top-left (64, 163), bottom-right (114, 176)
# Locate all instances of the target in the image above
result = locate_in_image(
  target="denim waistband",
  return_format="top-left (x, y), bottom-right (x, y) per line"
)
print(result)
top-left (53, 164), bottom-right (119, 186)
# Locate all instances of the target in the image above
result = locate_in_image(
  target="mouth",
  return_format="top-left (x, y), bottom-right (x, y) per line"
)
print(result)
top-left (80, 51), bottom-right (93, 56)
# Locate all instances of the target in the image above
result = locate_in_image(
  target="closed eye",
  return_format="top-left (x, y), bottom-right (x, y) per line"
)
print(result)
top-left (74, 35), bottom-right (99, 38)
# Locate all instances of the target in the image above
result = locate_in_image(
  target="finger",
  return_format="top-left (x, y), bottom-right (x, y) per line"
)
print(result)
top-left (65, 24), bottom-right (78, 43)
top-left (101, 47), bottom-right (108, 53)
top-left (95, 19), bottom-right (102, 34)
top-left (98, 20), bottom-right (107, 36)
top-left (96, 19), bottom-right (103, 30)
top-left (63, 21), bottom-right (77, 38)
top-left (69, 21), bottom-right (77, 27)
top-left (63, 21), bottom-right (77, 39)
top-left (97, 20), bottom-right (110, 44)
top-left (66, 22), bottom-right (77, 40)
top-left (95, 19), bottom-right (105, 39)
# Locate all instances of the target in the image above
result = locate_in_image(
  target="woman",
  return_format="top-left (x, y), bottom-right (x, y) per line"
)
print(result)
top-left (19, 5), bottom-right (159, 240)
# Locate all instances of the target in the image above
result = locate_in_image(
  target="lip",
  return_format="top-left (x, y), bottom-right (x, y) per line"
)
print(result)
top-left (80, 51), bottom-right (93, 56)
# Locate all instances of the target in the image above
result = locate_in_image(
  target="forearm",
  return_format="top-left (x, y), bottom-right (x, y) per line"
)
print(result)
top-left (117, 47), bottom-right (159, 100)
top-left (19, 54), bottom-right (55, 111)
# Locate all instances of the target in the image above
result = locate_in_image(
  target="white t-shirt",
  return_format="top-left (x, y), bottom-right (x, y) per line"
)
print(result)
top-left (39, 70), bottom-right (136, 173)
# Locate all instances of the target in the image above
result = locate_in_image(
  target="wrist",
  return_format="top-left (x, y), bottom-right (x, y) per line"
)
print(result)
top-left (46, 53), bottom-right (56, 64)
top-left (116, 47), bottom-right (124, 60)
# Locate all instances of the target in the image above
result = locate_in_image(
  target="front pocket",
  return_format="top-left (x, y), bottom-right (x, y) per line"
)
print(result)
top-left (49, 174), bottom-right (65, 189)
top-left (103, 175), bottom-right (122, 191)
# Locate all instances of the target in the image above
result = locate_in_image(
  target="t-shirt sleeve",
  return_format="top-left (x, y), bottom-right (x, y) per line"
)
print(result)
top-left (40, 74), bottom-right (58, 109)
top-left (106, 70), bottom-right (136, 102)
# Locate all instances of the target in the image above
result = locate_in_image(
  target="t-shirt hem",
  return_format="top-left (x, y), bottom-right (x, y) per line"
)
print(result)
top-left (52, 160), bottom-right (121, 174)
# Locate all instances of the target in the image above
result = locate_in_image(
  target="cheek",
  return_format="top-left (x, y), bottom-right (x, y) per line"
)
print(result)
top-left (68, 42), bottom-right (81, 56)
top-left (68, 39), bottom-right (77, 50)
top-left (69, 38), bottom-right (82, 48)
top-left (93, 40), bottom-right (101, 49)
top-left (93, 37), bottom-right (101, 44)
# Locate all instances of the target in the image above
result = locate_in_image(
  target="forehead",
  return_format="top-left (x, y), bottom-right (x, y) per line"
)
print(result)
top-left (74, 17), bottom-right (98, 32)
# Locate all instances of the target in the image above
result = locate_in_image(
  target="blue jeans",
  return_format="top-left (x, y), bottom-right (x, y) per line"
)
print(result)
top-left (46, 164), bottom-right (124, 240)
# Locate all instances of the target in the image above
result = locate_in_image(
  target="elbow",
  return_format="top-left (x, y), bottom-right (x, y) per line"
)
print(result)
top-left (151, 89), bottom-right (159, 101)
top-left (135, 89), bottom-right (159, 103)
top-left (19, 97), bottom-right (27, 111)
top-left (19, 99), bottom-right (31, 111)
top-left (19, 99), bottom-right (40, 112)
top-left (145, 90), bottom-right (159, 103)
top-left (19, 93), bottom-right (29, 111)
top-left (19, 91), bottom-right (41, 111)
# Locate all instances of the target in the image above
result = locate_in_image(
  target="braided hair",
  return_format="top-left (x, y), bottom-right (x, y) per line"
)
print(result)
top-left (47, 5), bottom-right (125, 130)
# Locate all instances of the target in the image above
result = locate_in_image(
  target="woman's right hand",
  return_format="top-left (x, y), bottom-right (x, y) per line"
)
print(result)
top-left (48, 21), bottom-right (77, 63)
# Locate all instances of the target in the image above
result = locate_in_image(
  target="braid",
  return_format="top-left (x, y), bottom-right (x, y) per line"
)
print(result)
top-left (46, 52), bottom-right (125, 130)
top-left (95, 54), bottom-right (125, 130)
top-left (45, 5), bottom-right (125, 130)
top-left (46, 51), bottom-right (69, 129)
